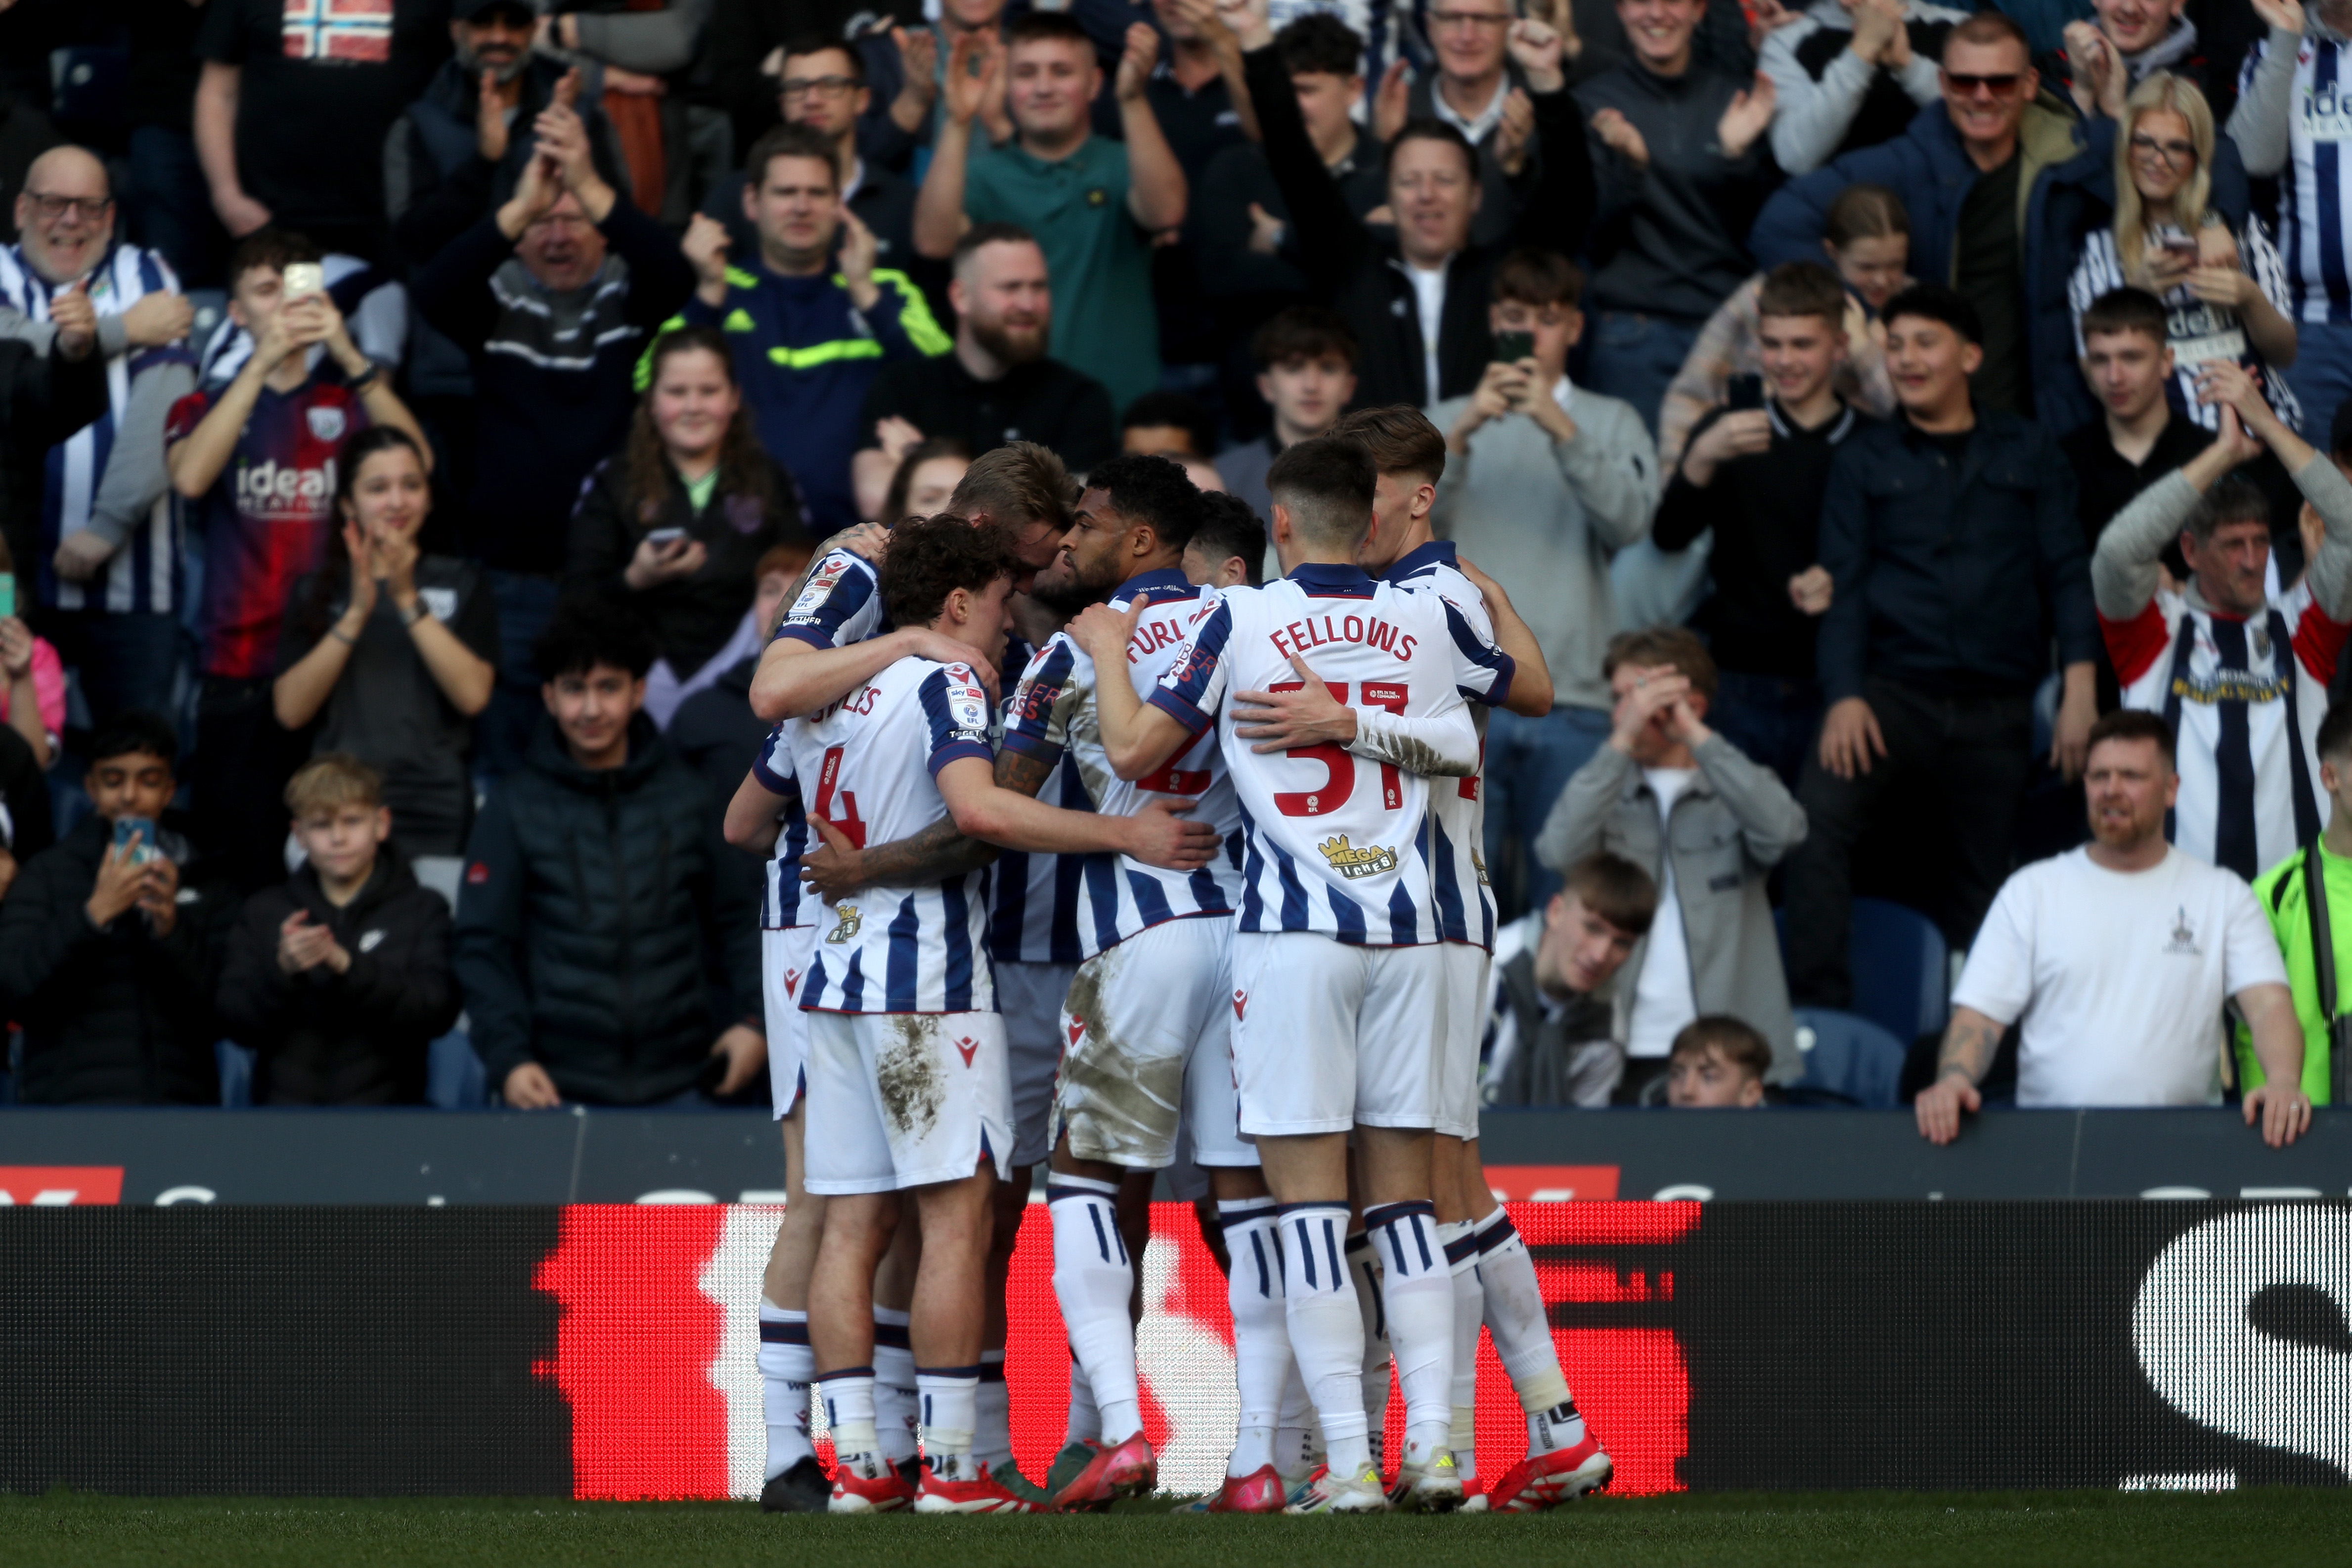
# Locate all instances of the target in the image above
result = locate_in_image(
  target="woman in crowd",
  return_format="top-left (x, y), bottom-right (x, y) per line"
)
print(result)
top-left (565, 324), bottom-right (809, 726)
top-left (1657, 182), bottom-right (1909, 469)
top-left (273, 426), bottom-right (498, 861)
top-left (2067, 72), bottom-right (2298, 432)
top-left (880, 436), bottom-right (972, 525)
top-left (0, 538), bottom-right (66, 768)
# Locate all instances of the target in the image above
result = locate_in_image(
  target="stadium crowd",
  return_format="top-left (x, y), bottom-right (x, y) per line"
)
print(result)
top-left (4, 0), bottom-right (2349, 1521)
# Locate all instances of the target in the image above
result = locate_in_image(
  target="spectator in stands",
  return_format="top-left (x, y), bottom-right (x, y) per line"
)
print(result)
top-left (0, 250), bottom-right (105, 642)
top-left (914, 12), bottom-right (1186, 417)
top-left (0, 712), bottom-right (229, 1105)
top-left (2, 147), bottom-right (196, 728)
top-left (698, 36), bottom-right (924, 304)
top-left (681, 125), bottom-right (944, 538)
top-left (669, 544), bottom-right (808, 813)
top-left (456, 595), bottom-right (765, 1108)
top-left (1235, 3), bottom-right (1590, 410)
top-left (1659, 180), bottom-right (1906, 470)
top-left (1217, 306), bottom-right (1357, 522)
top-left (1653, 261), bottom-right (1861, 787)
top-left (1760, 0), bottom-right (1968, 175)
top-left (215, 754), bottom-right (461, 1106)
top-left (1665, 1015), bottom-right (1772, 1106)
top-left (385, 5), bottom-right (626, 264)
top-left (1182, 487), bottom-right (1266, 588)
top-left (2241, 698), bottom-right (2352, 1107)
top-left (851, 224), bottom-right (1116, 517)
top-left (412, 91), bottom-right (696, 775)
top-left (1143, 0), bottom-right (1254, 401)
top-left (530, 0), bottom-right (731, 229)
top-left (1425, 249), bottom-right (1657, 911)
top-left (1575, 0), bottom-right (1781, 433)
top-left (272, 427), bottom-right (498, 861)
top-left (2093, 362), bottom-right (2352, 882)
top-left (1750, 11), bottom-right (2116, 431)
top-left (1119, 390), bottom-right (1217, 457)
top-left (0, 721), bottom-right (50, 903)
top-left (566, 323), bottom-right (809, 723)
top-left (0, 539), bottom-right (64, 766)
top-left (879, 438), bottom-right (973, 526)
top-left (1783, 282), bottom-right (2098, 1011)
top-left (1538, 627), bottom-right (1806, 1100)
top-left (2046, 0), bottom-right (2224, 122)
top-left (2064, 286), bottom-right (2214, 559)
top-left (829, 0), bottom-right (1015, 174)
top-left (1918, 710), bottom-right (2312, 1144)
top-left (1405, 0), bottom-right (1549, 246)
top-left (2233, 0), bottom-right (2352, 444)
top-left (194, 0), bottom-right (450, 259)
top-left (1484, 850), bottom-right (1657, 1107)
top-left (2070, 74), bottom-right (2297, 438)
top-left (166, 229), bottom-right (431, 893)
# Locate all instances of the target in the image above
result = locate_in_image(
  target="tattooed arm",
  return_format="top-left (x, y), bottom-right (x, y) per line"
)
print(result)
top-left (1913, 1005), bottom-right (2005, 1145)
top-left (800, 748), bottom-right (1061, 903)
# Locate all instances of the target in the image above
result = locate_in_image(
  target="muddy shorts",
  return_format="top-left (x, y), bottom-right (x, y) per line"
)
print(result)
top-left (1229, 932), bottom-right (1447, 1136)
top-left (1050, 916), bottom-right (1254, 1170)
top-left (763, 925), bottom-right (817, 1120)
top-left (802, 1009), bottom-right (1012, 1195)
top-left (994, 960), bottom-right (1077, 1169)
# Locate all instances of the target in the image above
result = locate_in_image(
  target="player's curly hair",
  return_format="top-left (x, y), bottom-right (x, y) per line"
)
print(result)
top-left (880, 514), bottom-right (1023, 630)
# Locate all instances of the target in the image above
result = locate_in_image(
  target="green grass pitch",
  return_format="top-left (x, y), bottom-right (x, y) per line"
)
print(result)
top-left (7, 1490), bottom-right (2351, 1568)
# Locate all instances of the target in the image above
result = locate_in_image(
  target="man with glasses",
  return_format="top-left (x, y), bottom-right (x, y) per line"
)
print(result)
top-left (1752, 10), bottom-right (2114, 431)
top-left (1408, 0), bottom-right (1547, 245)
top-left (0, 146), bottom-right (196, 729)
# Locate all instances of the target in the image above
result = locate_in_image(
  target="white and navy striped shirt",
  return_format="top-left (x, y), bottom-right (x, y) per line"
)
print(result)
top-left (0, 242), bottom-right (187, 614)
top-left (1152, 564), bottom-right (1513, 944)
top-left (776, 546), bottom-right (884, 651)
top-left (748, 722), bottom-right (811, 930)
top-left (1384, 541), bottom-right (1501, 950)
top-left (789, 655), bottom-right (996, 1014)
top-left (2067, 221), bottom-right (2301, 431)
top-left (2243, 30), bottom-right (2352, 325)
top-left (1002, 569), bottom-right (1246, 961)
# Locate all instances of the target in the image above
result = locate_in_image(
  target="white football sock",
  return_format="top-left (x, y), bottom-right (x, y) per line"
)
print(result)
top-left (1066, 1354), bottom-right (1102, 1446)
top-left (1366, 1200), bottom-right (1455, 1470)
top-left (819, 1370), bottom-right (882, 1479)
top-left (1346, 1230), bottom-right (1391, 1469)
top-left (1476, 1210), bottom-right (1582, 1447)
top-left (917, 1368), bottom-right (981, 1481)
top-left (1280, 1202), bottom-right (1371, 1476)
top-left (756, 1304), bottom-right (815, 1481)
top-left (1220, 1198), bottom-right (1289, 1478)
top-left (1440, 1221), bottom-right (1483, 1481)
top-left (1275, 1362), bottom-right (1318, 1478)
top-left (975, 1351), bottom-right (1013, 1471)
top-left (872, 1309), bottom-right (919, 1465)
top-left (1049, 1174), bottom-right (1143, 1443)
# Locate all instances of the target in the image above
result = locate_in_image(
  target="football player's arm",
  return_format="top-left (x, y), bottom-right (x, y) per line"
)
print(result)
top-left (722, 765), bottom-right (791, 856)
top-left (936, 755), bottom-right (1218, 868)
top-left (753, 625), bottom-right (1002, 722)
top-left (1069, 600), bottom-right (1197, 781)
top-left (1454, 556), bottom-right (1554, 717)
top-left (806, 748), bottom-right (1062, 901)
top-left (1231, 657), bottom-right (1482, 776)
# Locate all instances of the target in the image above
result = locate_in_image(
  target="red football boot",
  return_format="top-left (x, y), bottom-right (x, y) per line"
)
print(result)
top-left (1048, 1430), bottom-right (1156, 1512)
top-left (1484, 1433), bottom-right (1611, 1513)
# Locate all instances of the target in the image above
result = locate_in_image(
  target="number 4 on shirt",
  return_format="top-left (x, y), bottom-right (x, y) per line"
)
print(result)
top-left (814, 745), bottom-right (867, 847)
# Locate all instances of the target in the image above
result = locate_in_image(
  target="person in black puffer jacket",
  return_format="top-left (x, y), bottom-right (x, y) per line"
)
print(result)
top-left (216, 754), bottom-right (461, 1105)
top-left (0, 712), bottom-right (232, 1105)
top-left (454, 595), bottom-right (765, 1108)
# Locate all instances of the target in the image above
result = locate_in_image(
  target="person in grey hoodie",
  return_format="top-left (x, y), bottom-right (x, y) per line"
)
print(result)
top-left (1536, 626), bottom-right (1808, 1100)
top-left (1760, 0), bottom-right (1970, 174)
top-left (1430, 246), bottom-right (1657, 915)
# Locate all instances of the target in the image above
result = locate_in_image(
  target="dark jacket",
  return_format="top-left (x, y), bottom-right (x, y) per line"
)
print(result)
top-left (563, 449), bottom-right (810, 678)
top-left (0, 722), bottom-right (52, 868)
top-left (1815, 408), bottom-right (2099, 703)
top-left (0, 337), bottom-right (107, 593)
top-left (0, 812), bottom-right (232, 1105)
top-left (666, 651), bottom-right (771, 953)
top-left (215, 844), bottom-right (460, 1105)
top-left (1242, 42), bottom-right (1595, 411)
top-left (454, 712), bottom-right (763, 1105)
top-left (412, 199), bottom-right (697, 574)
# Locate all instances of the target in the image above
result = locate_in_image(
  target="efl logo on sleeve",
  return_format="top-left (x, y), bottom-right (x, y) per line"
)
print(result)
top-left (0, 1167), bottom-right (126, 1205)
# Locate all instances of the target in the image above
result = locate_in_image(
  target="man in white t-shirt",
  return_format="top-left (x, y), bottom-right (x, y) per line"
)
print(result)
top-left (1917, 711), bottom-right (2314, 1147)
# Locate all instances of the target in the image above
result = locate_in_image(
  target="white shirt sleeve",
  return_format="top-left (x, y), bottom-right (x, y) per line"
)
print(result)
top-left (1950, 868), bottom-right (2039, 1027)
top-left (2221, 874), bottom-right (2292, 996)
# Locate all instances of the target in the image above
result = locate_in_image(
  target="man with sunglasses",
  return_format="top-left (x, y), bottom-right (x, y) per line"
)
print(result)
top-left (1751, 10), bottom-right (2118, 434)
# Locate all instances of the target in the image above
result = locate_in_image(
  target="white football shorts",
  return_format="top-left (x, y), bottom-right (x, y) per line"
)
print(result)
top-left (1229, 932), bottom-right (1447, 1135)
top-left (995, 959), bottom-right (1077, 1169)
top-left (763, 924), bottom-right (817, 1119)
top-left (1436, 940), bottom-right (1490, 1140)
top-left (802, 1009), bottom-right (1012, 1195)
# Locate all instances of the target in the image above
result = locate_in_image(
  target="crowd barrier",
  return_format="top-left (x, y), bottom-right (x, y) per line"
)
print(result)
top-left (2, 1200), bottom-right (2347, 1498)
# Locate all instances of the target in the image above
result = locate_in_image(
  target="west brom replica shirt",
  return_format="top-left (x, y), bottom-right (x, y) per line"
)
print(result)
top-left (776, 545), bottom-right (884, 651)
top-left (1003, 567), bottom-right (1246, 959)
top-left (748, 722), bottom-right (811, 931)
top-left (1384, 540), bottom-right (1501, 951)
top-left (1151, 562), bottom-right (1513, 944)
top-left (786, 655), bottom-right (996, 1013)
top-left (2241, 27), bottom-right (2352, 325)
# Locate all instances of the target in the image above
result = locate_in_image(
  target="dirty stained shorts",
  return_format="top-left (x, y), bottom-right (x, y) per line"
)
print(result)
top-left (1050, 916), bottom-right (1255, 1170)
top-left (762, 924), bottom-right (818, 1120)
top-left (802, 1009), bottom-right (1012, 1195)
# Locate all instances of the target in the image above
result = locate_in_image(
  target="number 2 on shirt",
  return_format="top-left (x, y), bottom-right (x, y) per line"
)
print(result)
top-left (1269, 680), bottom-right (1407, 816)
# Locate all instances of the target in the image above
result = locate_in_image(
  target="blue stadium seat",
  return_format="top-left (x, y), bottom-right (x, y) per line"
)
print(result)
top-left (1848, 897), bottom-right (1950, 1044)
top-left (427, 1032), bottom-right (488, 1110)
top-left (216, 1041), bottom-right (254, 1107)
top-left (1789, 1008), bottom-right (1908, 1108)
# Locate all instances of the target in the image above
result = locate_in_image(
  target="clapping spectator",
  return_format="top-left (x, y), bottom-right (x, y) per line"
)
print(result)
top-left (1658, 180), bottom-right (1904, 470)
top-left (1576, 0), bottom-right (1781, 434)
top-left (0, 538), bottom-right (65, 767)
top-left (565, 324), bottom-right (811, 724)
top-left (166, 230), bottom-right (432, 892)
top-left (1, 147), bottom-right (196, 728)
top-left (915, 12), bottom-right (1187, 416)
top-left (215, 754), bottom-right (461, 1105)
top-left (273, 428), bottom-right (498, 860)
top-left (1759, 0), bottom-right (1968, 175)
top-left (2069, 74), bottom-right (2298, 436)
top-left (1217, 306), bottom-right (1358, 522)
top-left (1664, 1016), bottom-right (1773, 1106)
top-left (411, 90), bottom-right (696, 775)
top-left (1537, 629), bottom-right (1807, 1100)
top-left (2046, 0), bottom-right (2232, 124)
top-left (455, 595), bottom-right (765, 1108)
top-left (1406, 0), bottom-right (1549, 246)
top-left (532, 0), bottom-right (731, 228)
top-left (0, 713), bottom-right (231, 1105)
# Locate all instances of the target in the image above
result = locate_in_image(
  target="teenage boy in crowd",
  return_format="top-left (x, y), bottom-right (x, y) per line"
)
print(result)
top-left (1484, 851), bottom-right (1657, 1108)
top-left (1653, 260), bottom-right (1864, 788)
top-left (1664, 1016), bottom-right (1773, 1107)
top-left (1217, 307), bottom-right (1358, 525)
top-left (216, 754), bottom-right (460, 1105)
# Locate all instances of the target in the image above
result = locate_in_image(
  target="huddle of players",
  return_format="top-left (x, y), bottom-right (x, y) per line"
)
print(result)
top-left (731, 412), bottom-right (1609, 1516)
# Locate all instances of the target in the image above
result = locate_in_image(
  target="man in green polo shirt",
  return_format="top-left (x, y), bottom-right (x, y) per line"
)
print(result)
top-left (912, 9), bottom-right (1185, 417)
top-left (2242, 699), bottom-right (2352, 1106)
